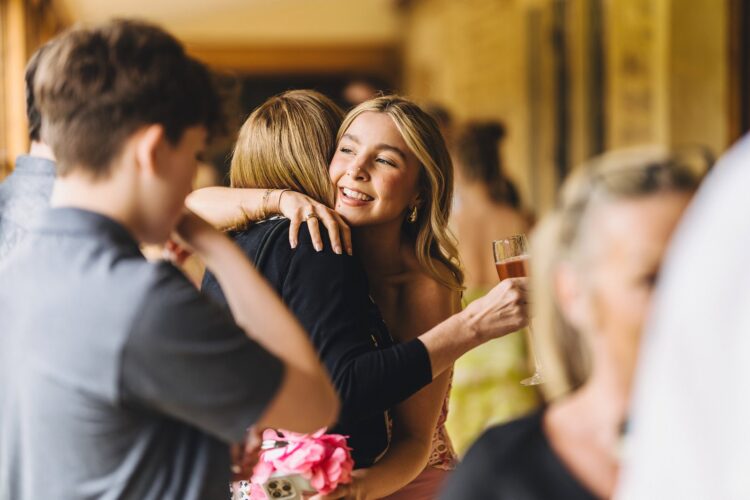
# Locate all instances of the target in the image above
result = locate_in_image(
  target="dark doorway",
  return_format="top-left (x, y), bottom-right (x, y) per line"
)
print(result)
top-left (729, 0), bottom-right (750, 141)
top-left (211, 73), bottom-right (396, 183)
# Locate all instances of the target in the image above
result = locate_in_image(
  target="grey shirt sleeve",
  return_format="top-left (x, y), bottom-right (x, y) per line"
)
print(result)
top-left (120, 263), bottom-right (284, 444)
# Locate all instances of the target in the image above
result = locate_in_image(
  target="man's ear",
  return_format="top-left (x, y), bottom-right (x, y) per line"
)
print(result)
top-left (134, 124), bottom-right (166, 178)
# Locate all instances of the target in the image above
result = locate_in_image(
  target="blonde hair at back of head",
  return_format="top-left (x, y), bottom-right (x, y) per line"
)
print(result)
top-left (339, 95), bottom-right (464, 291)
top-left (532, 145), bottom-right (702, 401)
top-left (230, 89), bottom-right (343, 208)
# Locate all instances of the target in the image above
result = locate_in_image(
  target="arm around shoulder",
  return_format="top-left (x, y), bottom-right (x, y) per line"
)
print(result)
top-left (186, 186), bottom-right (260, 230)
top-left (174, 212), bottom-right (340, 433)
top-left (346, 276), bottom-right (456, 498)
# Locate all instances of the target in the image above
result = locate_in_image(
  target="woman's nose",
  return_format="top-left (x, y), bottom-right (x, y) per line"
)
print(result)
top-left (347, 162), bottom-right (369, 180)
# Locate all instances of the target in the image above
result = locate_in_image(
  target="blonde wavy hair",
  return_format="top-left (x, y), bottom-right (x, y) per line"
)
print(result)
top-left (339, 95), bottom-right (464, 291)
top-left (230, 89), bottom-right (343, 207)
top-left (532, 146), bottom-right (702, 401)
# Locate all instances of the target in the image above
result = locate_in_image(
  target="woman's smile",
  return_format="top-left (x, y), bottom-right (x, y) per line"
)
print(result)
top-left (339, 186), bottom-right (375, 205)
top-left (330, 111), bottom-right (421, 227)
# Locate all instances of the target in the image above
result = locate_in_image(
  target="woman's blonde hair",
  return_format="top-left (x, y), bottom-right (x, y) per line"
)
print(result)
top-left (339, 95), bottom-right (464, 291)
top-left (533, 146), bottom-right (702, 400)
top-left (230, 89), bottom-right (343, 207)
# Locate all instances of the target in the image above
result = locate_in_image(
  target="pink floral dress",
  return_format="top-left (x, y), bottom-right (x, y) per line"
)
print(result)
top-left (427, 386), bottom-right (459, 471)
top-left (380, 378), bottom-right (457, 500)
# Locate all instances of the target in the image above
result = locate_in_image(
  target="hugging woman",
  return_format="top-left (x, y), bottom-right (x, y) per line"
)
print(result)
top-left (190, 91), bottom-right (528, 499)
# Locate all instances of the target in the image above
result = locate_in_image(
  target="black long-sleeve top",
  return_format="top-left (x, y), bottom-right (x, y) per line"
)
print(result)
top-left (202, 217), bottom-right (433, 467)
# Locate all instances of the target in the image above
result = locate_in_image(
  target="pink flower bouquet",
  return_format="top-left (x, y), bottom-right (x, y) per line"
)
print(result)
top-left (246, 428), bottom-right (353, 500)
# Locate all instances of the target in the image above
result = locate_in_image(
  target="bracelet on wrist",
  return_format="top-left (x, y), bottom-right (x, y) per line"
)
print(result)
top-left (276, 189), bottom-right (292, 215)
top-left (259, 188), bottom-right (274, 219)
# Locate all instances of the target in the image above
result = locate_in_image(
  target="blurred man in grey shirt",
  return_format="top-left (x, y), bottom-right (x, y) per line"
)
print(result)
top-left (0, 20), bottom-right (338, 500)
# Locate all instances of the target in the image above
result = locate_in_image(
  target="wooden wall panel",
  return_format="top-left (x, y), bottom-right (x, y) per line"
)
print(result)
top-left (0, 0), bottom-right (66, 179)
top-left (403, 0), bottom-right (559, 214)
top-left (1, 0), bottom-right (28, 179)
top-left (186, 44), bottom-right (399, 79)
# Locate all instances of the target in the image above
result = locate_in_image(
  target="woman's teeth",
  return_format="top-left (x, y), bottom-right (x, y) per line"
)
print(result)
top-left (342, 187), bottom-right (373, 201)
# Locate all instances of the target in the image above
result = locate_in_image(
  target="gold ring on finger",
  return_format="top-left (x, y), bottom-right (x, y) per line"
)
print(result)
top-left (304, 212), bottom-right (317, 221)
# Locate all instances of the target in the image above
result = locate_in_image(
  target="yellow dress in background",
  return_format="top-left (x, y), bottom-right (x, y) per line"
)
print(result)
top-left (445, 288), bottom-right (540, 455)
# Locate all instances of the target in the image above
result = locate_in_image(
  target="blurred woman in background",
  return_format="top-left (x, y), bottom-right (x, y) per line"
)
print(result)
top-left (446, 121), bottom-right (538, 454)
top-left (440, 147), bottom-right (699, 499)
top-left (451, 121), bottom-right (527, 281)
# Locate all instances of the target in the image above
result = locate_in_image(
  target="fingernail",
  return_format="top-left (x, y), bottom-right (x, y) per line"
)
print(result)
top-left (334, 245), bottom-right (342, 255)
top-left (315, 243), bottom-right (323, 252)
top-left (290, 239), bottom-right (297, 249)
top-left (347, 246), bottom-right (353, 256)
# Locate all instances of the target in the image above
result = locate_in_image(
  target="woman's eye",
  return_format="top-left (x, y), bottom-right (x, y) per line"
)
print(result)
top-left (376, 157), bottom-right (396, 167)
top-left (339, 147), bottom-right (354, 154)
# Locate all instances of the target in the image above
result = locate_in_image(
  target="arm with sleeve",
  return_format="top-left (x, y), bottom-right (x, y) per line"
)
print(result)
top-left (281, 236), bottom-right (432, 418)
top-left (120, 263), bottom-right (285, 444)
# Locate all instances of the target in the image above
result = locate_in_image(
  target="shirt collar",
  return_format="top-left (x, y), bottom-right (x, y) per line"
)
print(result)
top-left (14, 155), bottom-right (57, 177)
top-left (36, 207), bottom-right (142, 256)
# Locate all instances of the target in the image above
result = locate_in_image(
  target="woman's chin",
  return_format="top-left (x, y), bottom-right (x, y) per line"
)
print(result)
top-left (337, 211), bottom-right (369, 227)
top-left (334, 206), bottom-right (377, 228)
top-left (336, 203), bottom-right (406, 229)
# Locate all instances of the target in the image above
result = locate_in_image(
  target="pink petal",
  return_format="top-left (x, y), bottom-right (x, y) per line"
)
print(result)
top-left (311, 428), bottom-right (328, 438)
top-left (310, 467), bottom-right (327, 491)
top-left (251, 461), bottom-right (275, 485)
top-left (247, 483), bottom-right (268, 500)
top-left (262, 429), bottom-right (280, 441)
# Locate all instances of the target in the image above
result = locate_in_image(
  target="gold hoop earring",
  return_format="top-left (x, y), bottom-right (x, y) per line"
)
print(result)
top-left (408, 206), bottom-right (418, 223)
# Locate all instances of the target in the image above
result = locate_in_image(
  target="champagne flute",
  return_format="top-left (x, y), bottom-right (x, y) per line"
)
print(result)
top-left (493, 234), bottom-right (543, 386)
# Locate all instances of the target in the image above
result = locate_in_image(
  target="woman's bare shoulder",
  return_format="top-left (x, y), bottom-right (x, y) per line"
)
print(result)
top-left (400, 246), bottom-right (460, 317)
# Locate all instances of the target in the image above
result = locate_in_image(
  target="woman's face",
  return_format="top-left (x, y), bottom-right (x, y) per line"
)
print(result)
top-left (329, 112), bottom-right (422, 228)
top-left (569, 192), bottom-right (692, 393)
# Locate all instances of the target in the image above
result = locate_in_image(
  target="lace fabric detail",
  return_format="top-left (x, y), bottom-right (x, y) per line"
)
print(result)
top-left (427, 377), bottom-right (458, 471)
top-left (231, 481), bottom-right (252, 500)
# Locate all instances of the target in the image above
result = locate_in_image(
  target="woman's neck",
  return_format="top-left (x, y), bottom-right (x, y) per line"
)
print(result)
top-left (558, 368), bottom-right (629, 452)
top-left (353, 219), bottom-right (406, 280)
top-left (456, 181), bottom-right (493, 206)
top-left (544, 345), bottom-right (629, 497)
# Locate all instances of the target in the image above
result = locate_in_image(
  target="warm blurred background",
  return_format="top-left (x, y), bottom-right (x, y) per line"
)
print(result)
top-left (1, 0), bottom-right (747, 453)
top-left (3, 0), bottom-right (746, 211)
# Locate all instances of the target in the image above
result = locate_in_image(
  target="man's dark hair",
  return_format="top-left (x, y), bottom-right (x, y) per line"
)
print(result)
top-left (25, 43), bottom-right (51, 143)
top-left (34, 19), bottom-right (221, 177)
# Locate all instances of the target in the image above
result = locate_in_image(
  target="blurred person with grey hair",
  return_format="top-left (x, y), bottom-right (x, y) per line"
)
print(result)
top-left (441, 147), bottom-right (699, 500)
